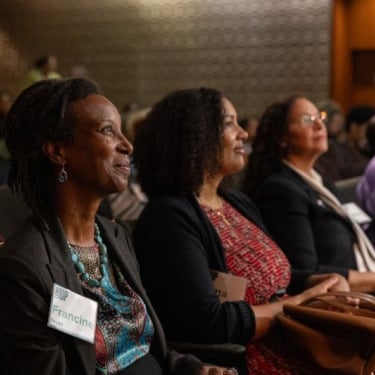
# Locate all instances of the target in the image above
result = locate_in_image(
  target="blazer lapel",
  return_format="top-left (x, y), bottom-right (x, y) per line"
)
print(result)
top-left (96, 216), bottom-right (167, 361)
top-left (42, 215), bottom-right (96, 375)
top-left (96, 216), bottom-right (143, 292)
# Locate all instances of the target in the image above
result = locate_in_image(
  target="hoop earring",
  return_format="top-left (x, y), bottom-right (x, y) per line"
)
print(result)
top-left (58, 164), bottom-right (68, 183)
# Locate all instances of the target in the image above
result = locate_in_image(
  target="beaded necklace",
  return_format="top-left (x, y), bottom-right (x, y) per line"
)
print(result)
top-left (67, 223), bottom-right (108, 288)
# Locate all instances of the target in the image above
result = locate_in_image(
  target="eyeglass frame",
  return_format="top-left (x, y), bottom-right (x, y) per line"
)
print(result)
top-left (291, 111), bottom-right (327, 127)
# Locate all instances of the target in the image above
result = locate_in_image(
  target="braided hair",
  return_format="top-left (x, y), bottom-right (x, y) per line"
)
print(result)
top-left (3, 78), bottom-right (101, 221)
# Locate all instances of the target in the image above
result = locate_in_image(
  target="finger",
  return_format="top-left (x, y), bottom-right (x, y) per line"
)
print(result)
top-left (223, 368), bottom-right (239, 375)
top-left (319, 276), bottom-right (338, 289)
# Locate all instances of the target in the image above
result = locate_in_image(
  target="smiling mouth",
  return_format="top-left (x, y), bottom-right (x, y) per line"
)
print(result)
top-left (234, 147), bottom-right (245, 154)
top-left (115, 164), bottom-right (131, 174)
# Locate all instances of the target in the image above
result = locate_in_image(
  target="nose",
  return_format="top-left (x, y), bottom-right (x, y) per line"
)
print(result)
top-left (117, 133), bottom-right (133, 155)
top-left (313, 117), bottom-right (325, 130)
top-left (237, 123), bottom-right (248, 140)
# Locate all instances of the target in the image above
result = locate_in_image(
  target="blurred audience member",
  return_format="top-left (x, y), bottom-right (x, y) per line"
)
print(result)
top-left (121, 101), bottom-right (139, 125)
top-left (315, 100), bottom-right (346, 182)
top-left (108, 108), bottom-right (150, 224)
top-left (238, 115), bottom-right (259, 155)
top-left (318, 99), bottom-right (345, 141)
top-left (70, 64), bottom-right (89, 78)
top-left (315, 104), bottom-right (375, 182)
top-left (357, 123), bottom-right (375, 244)
top-left (22, 55), bottom-right (62, 89)
top-left (339, 105), bottom-right (375, 178)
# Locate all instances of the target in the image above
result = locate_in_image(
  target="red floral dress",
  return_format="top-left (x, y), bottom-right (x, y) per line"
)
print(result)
top-left (200, 199), bottom-right (318, 375)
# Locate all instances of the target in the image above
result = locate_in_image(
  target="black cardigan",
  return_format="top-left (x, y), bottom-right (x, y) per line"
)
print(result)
top-left (133, 189), bottom-right (312, 346)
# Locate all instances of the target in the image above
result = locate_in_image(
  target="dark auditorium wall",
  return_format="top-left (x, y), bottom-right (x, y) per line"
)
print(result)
top-left (0, 0), bottom-right (332, 116)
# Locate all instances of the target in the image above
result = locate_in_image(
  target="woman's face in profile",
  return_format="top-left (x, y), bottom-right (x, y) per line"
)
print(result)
top-left (218, 97), bottom-right (248, 177)
top-left (284, 97), bottom-right (328, 161)
top-left (62, 94), bottom-right (133, 196)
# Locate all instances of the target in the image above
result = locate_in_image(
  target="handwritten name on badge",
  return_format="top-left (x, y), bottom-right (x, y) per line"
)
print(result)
top-left (48, 283), bottom-right (98, 343)
top-left (211, 270), bottom-right (247, 303)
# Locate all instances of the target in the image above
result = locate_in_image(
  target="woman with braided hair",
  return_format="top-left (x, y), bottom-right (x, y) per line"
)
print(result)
top-left (0, 78), bottom-right (232, 375)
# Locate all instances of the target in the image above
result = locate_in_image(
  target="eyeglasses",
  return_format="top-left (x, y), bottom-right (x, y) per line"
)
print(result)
top-left (296, 111), bottom-right (327, 127)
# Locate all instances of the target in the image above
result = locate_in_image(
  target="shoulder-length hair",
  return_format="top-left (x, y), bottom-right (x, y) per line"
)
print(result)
top-left (134, 87), bottom-right (225, 197)
top-left (243, 94), bottom-right (304, 196)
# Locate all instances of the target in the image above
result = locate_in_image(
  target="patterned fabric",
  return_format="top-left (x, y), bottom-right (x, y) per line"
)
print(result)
top-left (74, 244), bottom-right (154, 375)
top-left (201, 199), bottom-right (318, 375)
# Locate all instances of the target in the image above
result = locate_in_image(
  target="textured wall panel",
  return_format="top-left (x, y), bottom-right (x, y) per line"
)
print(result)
top-left (0, 0), bottom-right (332, 117)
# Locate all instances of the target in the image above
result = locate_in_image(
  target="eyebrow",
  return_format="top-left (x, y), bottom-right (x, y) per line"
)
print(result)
top-left (224, 114), bottom-right (235, 120)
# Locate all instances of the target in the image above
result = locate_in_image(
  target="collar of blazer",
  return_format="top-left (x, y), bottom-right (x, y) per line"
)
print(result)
top-left (41, 214), bottom-right (141, 296)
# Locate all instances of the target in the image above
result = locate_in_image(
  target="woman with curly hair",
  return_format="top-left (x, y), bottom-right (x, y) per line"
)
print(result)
top-left (243, 95), bottom-right (375, 292)
top-left (0, 78), bottom-right (230, 375)
top-left (133, 88), bottom-right (349, 375)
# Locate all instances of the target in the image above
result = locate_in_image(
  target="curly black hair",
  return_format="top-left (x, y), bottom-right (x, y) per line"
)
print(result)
top-left (133, 88), bottom-right (225, 197)
top-left (3, 77), bottom-right (101, 221)
top-left (242, 94), bottom-right (304, 196)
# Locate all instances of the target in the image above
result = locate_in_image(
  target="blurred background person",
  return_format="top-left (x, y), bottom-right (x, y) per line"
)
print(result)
top-left (121, 101), bottom-right (139, 126)
top-left (107, 108), bottom-right (150, 225)
top-left (238, 115), bottom-right (259, 156)
top-left (356, 122), bottom-right (375, 244)
top-left (314, 99), bottom-right (346, 182)
top-left (22, 54), bottom-right (62, 89)
top-left (70, 64), bottom-right (89, 78)
top-left (338, 105), bottom-right (375, 179)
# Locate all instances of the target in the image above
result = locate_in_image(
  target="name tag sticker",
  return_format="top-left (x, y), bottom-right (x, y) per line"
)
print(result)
top-left (342, 202), bottom-right (372, 225)
top-left (211, 270), bottom-right (247, 303)
top-left (48, 283), bottom-right (98, 343)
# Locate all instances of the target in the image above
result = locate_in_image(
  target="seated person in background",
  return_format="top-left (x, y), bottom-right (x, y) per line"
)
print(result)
top-left (338, 105), bottom-right (375, 178)
top-left (133, 87), bottom-right (349, 375)
top-left (357, 122), bottom-right (375, 244)
top-left (21, 54), bottom-right (62, 90)
top-left (107, 108), bottom-right (150, 223)
top-left (314, 99), bottom-right (346, 183)
top-left (242, 95), bottom-right (375, 293)
top-left (238, 115), bottom-right (259, 155)
top-left (0, 78), bottom-right (229, 375)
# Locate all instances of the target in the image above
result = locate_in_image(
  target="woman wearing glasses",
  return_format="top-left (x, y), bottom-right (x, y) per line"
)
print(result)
top-left (243, 95), bottom-right (375, 292)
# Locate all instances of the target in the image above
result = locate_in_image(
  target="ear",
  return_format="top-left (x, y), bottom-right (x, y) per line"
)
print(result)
top-left (280, 136), bottom-right (289, 149)
top-left (42, 141), bottom-right (66, 165)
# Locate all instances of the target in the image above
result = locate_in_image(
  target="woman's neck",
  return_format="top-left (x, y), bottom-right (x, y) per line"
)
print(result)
top-left (284, 154), bottom-right (318, 176)
top-left (196, 177), bottom-right (223, 209)
top-left (54, 191), bottom-right (101, 247)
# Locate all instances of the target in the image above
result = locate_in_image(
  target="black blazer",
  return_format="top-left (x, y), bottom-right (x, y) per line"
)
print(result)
top-left (0, 214), bottom-right (201, 375)
top-left (252, 164), bottom-right (357, 277)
